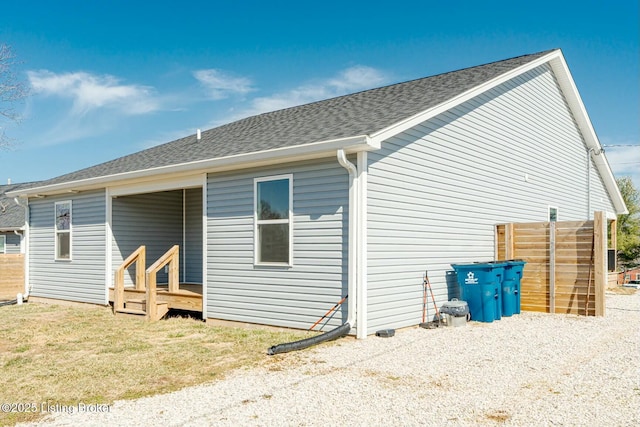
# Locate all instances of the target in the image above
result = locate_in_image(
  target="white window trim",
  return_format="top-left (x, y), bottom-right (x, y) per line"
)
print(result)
top-left (254, 174), bottom-right (293, 266)
top-left (548, 206), bottom-right (559, 222)
top-left (0, 235), bottom-right (5, 254)
top-left (55, 200), bottom-right (72, 261)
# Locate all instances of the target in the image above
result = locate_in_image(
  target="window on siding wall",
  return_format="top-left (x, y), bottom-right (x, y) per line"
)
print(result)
top-left (254, 175), bottom-right (292, 265)
top-left (55, 201), bottom-right (72, 260)
top-left (0, 235), bottom-right (5, 254)
top-left (548, 206), bottom-right (558, 222)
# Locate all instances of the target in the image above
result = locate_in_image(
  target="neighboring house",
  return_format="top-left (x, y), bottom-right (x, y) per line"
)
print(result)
top-left (0, 183), bottom-right (27, 254)
top-left (9, 49), bottom-right (627, 337)
top-left (619, 269), bottom-right (640, 285)
top-left (0, 182), bottom-right (29, 300)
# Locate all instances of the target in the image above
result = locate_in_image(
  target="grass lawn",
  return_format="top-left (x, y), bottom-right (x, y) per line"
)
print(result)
top-left (0, 302), bottom-right (314, 425)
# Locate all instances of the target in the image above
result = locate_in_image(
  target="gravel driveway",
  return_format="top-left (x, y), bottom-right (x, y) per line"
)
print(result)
top-left (25, 290), bottom-right (639, 426)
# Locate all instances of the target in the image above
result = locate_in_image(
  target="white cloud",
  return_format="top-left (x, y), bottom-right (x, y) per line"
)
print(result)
top-left (252, 65), bottom-right (387, 113)
top-left (215, 65), bottom-right (389, 124)
top-left (24, 65), bottom-right (389, 148)
top-left (602, 143), bottom-right (640, 190)
top-left (328, 65), bottom-right (389, 92)
top-left (193, 69), bottom-right (254, 100)
top-left (27, 70), bottom-right (159, 115)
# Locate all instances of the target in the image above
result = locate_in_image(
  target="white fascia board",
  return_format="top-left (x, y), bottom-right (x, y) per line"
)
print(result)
top-left (547, 54), bottom-right (628, 215)
top-left (369, 50), bottom-right (561, 145)
top-left (0, 227), bottom-right (25, 232)
top-left (109, 174), bottom-right (204, 197)
top-left (9, 135), bottom-right (373, 197)
top-left (592, 153), bottom-right (627, 214)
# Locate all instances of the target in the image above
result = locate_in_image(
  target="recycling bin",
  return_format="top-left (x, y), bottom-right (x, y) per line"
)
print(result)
top-left (451, 262), bottom-right (507, 323)
top-left (501, 260), bottom-right (527, 316)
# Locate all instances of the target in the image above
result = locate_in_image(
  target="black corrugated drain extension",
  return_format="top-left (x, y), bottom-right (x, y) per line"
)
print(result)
top-left (0, 299), bottom-right (19, 307)
top-left (267, 323), bottom-right (351, 355)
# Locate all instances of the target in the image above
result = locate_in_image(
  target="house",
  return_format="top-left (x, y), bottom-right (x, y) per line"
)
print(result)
top-left (0, 183), bottom-right (27, 253)
top-left (0, 183), bottom-right (28, 299)
top-left (8, 49), bottom-right (627, 338)
top-left (619, 269), bottom-right (640, 285)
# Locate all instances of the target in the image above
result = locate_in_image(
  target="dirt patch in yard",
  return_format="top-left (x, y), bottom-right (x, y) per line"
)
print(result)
top-left (0, 302), bottom-right (314, 425)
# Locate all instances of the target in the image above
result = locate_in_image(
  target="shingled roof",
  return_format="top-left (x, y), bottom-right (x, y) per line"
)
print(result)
top-left (0, 183), bottom-right (31, 229)
top-left (32, 49), bottom-right (555, 188)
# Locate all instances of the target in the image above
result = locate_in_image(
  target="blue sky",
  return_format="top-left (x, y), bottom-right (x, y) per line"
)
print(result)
top-left (1, 0), bottom-right (638, 191)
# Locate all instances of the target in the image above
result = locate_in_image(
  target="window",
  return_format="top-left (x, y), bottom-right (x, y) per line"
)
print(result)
top-left (254, 175), bottom-right (292, 265)
top-left (55, 201), bottom-right (72, 260)
top-left (548, 206), bottom-right (558, 222)
top-left (0, 235), bottom-right (5, 254)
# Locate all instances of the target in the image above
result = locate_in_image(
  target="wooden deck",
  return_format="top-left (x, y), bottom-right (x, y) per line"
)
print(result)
top-left (112, 246), bottom-right (203, 320)
top-left (109, 283), bottom-right (203, 313)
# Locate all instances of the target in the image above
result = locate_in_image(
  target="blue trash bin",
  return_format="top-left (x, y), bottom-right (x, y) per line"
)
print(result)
top-left (451, 262), bottom-right (506, 322)
top-left (501, 260), bottom-right (527, 316)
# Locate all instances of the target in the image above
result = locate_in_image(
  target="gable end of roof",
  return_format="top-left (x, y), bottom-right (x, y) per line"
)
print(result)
top-left (8, 49), bottom-right (626, 214)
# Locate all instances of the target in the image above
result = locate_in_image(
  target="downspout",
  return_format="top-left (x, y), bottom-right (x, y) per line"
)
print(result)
top-left (14, 197), bottom-right (29, 303)
top-left (587, 147), bottom-right (604, 219)
top-left (266, 149), bottom-right (357, 355)
top-left (337, 149), bottom-right (357, 329)
top-left (356, 151), bottom-right (368, 338)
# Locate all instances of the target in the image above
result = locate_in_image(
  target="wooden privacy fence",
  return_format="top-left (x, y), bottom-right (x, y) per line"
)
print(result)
top-left (0, 254), bottom-right (25, 300)
top-left (496, 211), bottom-right (608, 316)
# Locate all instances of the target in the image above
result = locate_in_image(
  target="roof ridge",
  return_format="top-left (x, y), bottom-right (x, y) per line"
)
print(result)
top-left (25, 49), bottom-right (562, 190)
top-left (207, 48), bottom-right (560, 131)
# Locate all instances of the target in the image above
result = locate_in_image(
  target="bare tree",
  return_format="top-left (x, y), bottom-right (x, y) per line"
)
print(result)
top-left (0, 43), bottom-right (28, 149)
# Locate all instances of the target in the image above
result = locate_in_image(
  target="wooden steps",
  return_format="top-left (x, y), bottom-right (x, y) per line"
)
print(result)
top-left (150, 301), bottom-right (170, 321)
top-left (109, 286), bottom-right (203, 312)
top-left (115, 307), bottom-right (146, 317)
top-left (115, 298), bottom-right (169, 320)
top-left (112, 245), bottom-right (189, 321)
top-left (125, 298), bottom-right (146, 311)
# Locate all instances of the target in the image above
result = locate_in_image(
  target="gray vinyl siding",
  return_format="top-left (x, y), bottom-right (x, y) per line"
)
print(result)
top-left (1, 232), bottom-right (21, 253)
top-left (29, 190), bottom-right (106, 304)
top-left (366, 64), bottom-right (615, 334)
top-left (112, 191), bottom-right (183, 285)
top-left (184, 188), bottom-right (203, 283)
top-left (588, 159), bottom-right (616, 218)
top-left (206, 159), bottom-right (348, 330)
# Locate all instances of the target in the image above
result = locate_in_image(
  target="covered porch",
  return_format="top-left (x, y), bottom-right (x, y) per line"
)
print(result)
top-left (108, 182), bottom-right (205, 319)
top-left (109, 245), bottom-right (203, 320)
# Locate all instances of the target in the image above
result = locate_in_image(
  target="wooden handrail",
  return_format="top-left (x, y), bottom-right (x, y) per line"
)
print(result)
top-left (146, 245), bottom-right (180, 320)
top-left (113, 245), bottom-right (146, 312)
